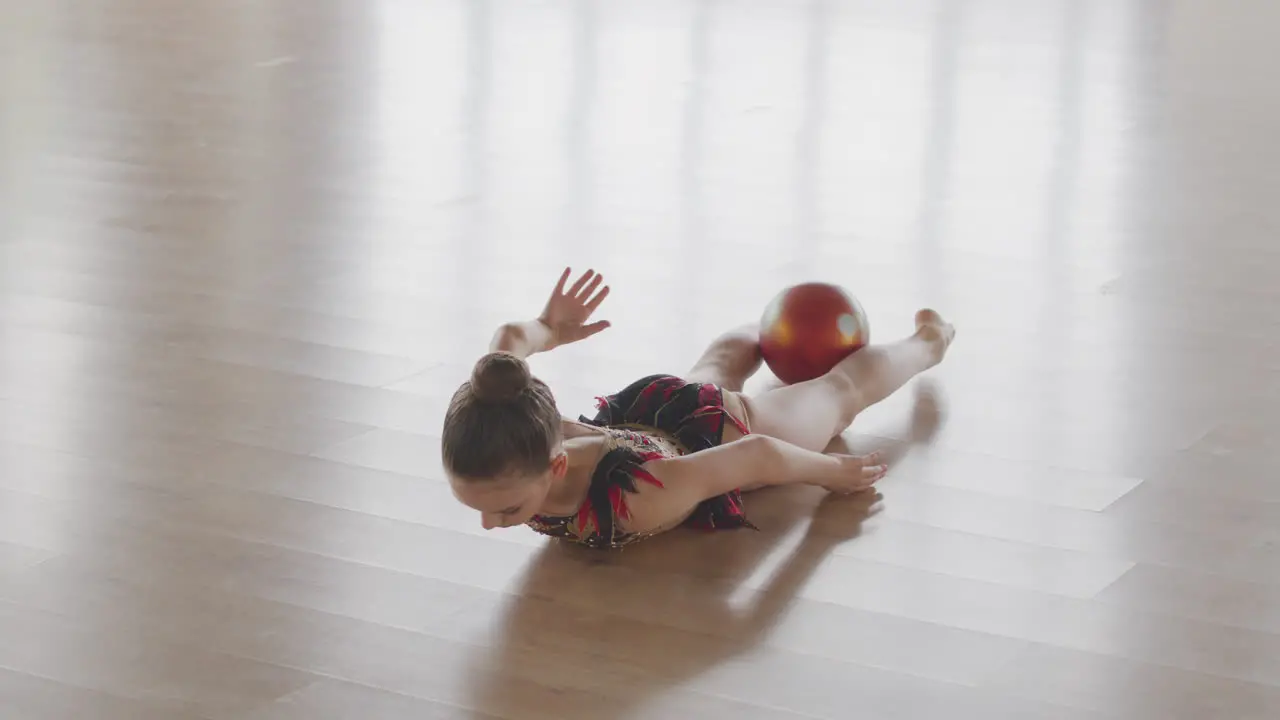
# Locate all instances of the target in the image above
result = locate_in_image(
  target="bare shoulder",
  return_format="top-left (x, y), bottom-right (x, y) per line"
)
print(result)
top-left (561, 417), bottom-right (603, 439)
top-left (614, 455), bottom-right (700, 536)
top-left (619, 438), bottom-right (772, 534)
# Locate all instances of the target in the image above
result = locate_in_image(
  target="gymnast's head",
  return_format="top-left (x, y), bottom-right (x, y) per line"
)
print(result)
top-left (442, 352), bottom-right (565, 529)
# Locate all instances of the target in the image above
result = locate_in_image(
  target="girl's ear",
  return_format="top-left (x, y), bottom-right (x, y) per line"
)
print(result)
top-left (550, 451), bottom-right (569, 479)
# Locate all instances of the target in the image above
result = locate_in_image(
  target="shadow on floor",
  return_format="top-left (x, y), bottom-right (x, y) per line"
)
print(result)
top-left (464, 382), bottom-right (945, 720)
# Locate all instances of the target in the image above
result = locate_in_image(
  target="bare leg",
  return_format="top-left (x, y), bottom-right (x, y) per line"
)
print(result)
top-left (685, 323), bottom-right (763, 392)
top-left (741, 310), bottom-right (955, 452)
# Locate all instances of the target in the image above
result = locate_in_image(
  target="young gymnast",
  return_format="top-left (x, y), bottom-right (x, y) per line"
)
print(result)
top-left (443, 268), bottom-right (955, 549)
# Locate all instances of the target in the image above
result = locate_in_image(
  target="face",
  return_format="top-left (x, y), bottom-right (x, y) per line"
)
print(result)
top-left (449, 453), bottom-right (568, 530)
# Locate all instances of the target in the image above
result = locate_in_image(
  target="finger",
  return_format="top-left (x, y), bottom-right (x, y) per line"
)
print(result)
top-left (860, 464), bottom-right (888, 485)
top-left (576, 273), bottom-right (603, 301)
top-left (836, 470), bottom-right (885, 495)
top-left (835, 451), bottom-right (880, 468)
top-left (553, 267), bottom-right (571, 295)
top-left (584, 285), bottom-right (610, 312)
top-left (568, 269), bottom-right (594, 297)
top-left (578, 320), bottom-right (611, 338)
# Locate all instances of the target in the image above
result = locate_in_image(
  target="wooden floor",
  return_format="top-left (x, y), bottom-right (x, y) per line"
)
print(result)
top-left (3, 0), bottom-right (1280, 717)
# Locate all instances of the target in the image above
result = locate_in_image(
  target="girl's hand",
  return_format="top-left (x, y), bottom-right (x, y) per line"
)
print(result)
top-left (538, 267), bottom-right (611, 349)
top-left (820, 452), bottom-right (887, 494)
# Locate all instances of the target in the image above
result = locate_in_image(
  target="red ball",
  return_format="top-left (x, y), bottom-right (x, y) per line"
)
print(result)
top-left (758, 282), bottom-right (870, 384)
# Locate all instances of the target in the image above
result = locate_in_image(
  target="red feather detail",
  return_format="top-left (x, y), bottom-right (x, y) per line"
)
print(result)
top-left (594, 396), bottom-right (609, 410)
top-left (632, 466), bottom-right (665, 489)
top-left (608, 485), bottom-right (630, 520)
top-left (690, 407), bottom-right (722, 423)
top-left (575, 501), bottom-right (597, 534)
top-left (699, 385), bottom-right (717, 405)
top-left (691, 404), bottom-right (750, 436)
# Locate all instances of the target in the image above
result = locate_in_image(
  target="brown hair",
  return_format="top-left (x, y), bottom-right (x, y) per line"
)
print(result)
top-left (441, 352), bottom-right (561, 481)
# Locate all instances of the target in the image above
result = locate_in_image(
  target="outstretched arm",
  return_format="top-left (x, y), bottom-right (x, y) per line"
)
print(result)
top-left (489, 267), bottom-right (611, 360)
top-left (625, 435), bottom-right (885, 533)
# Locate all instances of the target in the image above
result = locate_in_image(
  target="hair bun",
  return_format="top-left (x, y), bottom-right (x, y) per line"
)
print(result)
top-left (471, 352), bottom-right (533, 403)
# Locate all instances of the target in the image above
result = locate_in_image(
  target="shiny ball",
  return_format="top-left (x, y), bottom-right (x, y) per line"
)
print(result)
top-left (758, 282), bottom-right (870, 384)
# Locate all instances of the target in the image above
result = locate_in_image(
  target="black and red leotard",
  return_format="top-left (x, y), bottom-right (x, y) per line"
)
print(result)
top-left (526, 374), bottom-right (756, 550)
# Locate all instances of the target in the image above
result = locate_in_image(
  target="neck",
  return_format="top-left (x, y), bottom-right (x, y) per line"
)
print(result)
top-left (539, 434), bottom-right (604, 515)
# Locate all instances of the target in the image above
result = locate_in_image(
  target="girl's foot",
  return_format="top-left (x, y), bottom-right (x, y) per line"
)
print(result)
top-left (913, 309), bottom-right (955, 366)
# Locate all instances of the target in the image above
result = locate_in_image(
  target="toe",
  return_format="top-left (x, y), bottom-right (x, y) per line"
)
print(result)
top-left (914, 308), bottom-right (943, 327)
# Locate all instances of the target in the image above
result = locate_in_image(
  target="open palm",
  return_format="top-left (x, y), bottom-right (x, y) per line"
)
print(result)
top-left (539, 268), bottom-right (611, 349)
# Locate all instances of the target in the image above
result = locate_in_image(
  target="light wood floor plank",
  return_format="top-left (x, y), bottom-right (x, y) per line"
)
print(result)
top-left (0, 599), bottom-right (313, 719)
top-left (3, 471), bottom-right (1279, 691)
top-left (0, 667), bottom-right (211, 720)
top-left (0, 541), bottom-right (53, 575)
top-left (981, 644), bottom-right (1280, 720)
top-left (0, 554), bottom-right (1102, 720)
top-left (1095, 562), bottom-right (1280, 635)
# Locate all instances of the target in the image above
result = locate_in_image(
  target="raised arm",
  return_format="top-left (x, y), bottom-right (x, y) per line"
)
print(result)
top-left (488, 319), bottom-right (557, 358)
top-left (626, 435), bottom-right (886, 533)
top-left (489, 267), bottom-right (612, 360)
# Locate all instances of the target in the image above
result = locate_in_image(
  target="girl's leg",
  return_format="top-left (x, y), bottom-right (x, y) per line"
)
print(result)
top-left (684, 323), bottom-right (763, 392)
top-left (740, 310), bottom-right (955, 452)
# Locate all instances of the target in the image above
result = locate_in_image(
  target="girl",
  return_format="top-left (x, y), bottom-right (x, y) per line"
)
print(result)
top-left (443, 268), bottom-right (955, 549)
